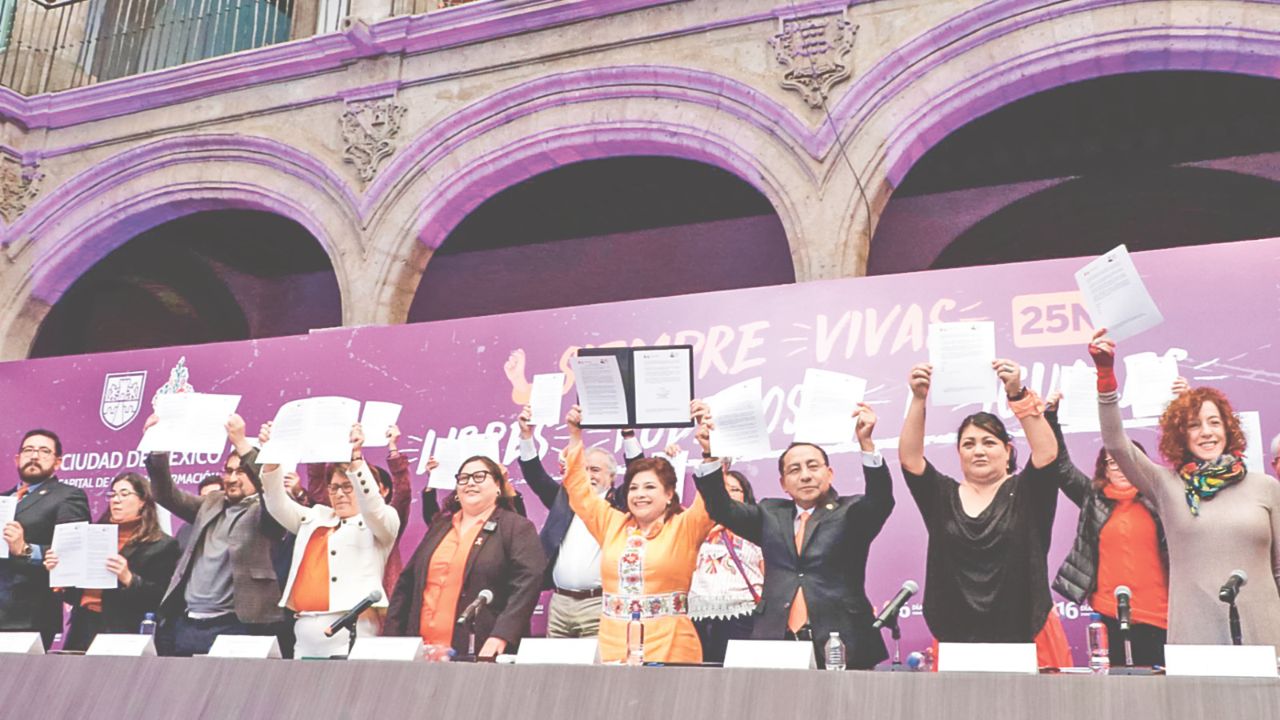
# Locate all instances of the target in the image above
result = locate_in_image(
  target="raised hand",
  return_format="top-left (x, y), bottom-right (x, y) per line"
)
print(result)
top-left (1088, 329), bottom-right (1116, 367)
top-left (3, 521), bottom-right (26, 557)
top-left (565, 404), bottom-right (583, 443)
top-left (1045, 391), bottom-right (1063, 413)
top-left (695, 416), bottom-right (715, 458)
top-left (992, 358), bottom-right (1023, 397)
top-left (42, 548), bottom-right (59, 572)
top-left (853, 402), bottom-right (877, 451)
top-left (908, 363), bottom-right (932, 401)
top-left (225, 413), bottom-right (247, 443)
top-left (143, 414), bottom-right (160, 433)
top-left (258, 422), bottom-right (273, 446)
top-left (386, 424), bottom-right (402, 454)
top-left (690, 399), bottom-right (710, 423)
top-left (350, 423), bottom-right (365, 459)
top-left (517, 405), bottom-right (533, 440)
top-left (1087, 329), bottom-right (1118, 393)
top-left (1171, 376), bottom-right (1190, 396)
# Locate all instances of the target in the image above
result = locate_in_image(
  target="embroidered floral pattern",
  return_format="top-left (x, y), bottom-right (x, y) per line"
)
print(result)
top-left (603, 591), bottom-right (690, 620)
top-left (618, 531), bottom-right (647, 595)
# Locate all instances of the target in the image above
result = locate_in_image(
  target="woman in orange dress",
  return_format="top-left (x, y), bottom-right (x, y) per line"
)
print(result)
top-left (562, 405), bottom-right (713, 664)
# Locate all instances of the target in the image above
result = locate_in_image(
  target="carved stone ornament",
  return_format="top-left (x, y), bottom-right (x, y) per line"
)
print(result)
top-left (341, 98), bottom-right (408, 184)
top-left (769, 8), bottom-right (859, 109)
top-left (0, 155), bottom-right (43, 223)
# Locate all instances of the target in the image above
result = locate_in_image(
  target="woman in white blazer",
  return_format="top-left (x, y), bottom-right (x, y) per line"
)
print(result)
top-left (260, 423), bottom-right (400, 658)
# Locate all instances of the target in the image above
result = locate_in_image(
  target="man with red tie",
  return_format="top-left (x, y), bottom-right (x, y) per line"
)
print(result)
top-left (1, 429), bottom-right (91, 648)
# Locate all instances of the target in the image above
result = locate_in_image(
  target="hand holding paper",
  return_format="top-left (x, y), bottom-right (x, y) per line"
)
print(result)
top-left (705, 378), bottom-right (771, 460)
top-left (1075, 245), bottom-right (1164, 342)
top-left (0, 497), bottom-right (17, 559)
top-left (358, 402), bottom-right (403, 448)
top-left (137, 392), bottom-right (242, 455)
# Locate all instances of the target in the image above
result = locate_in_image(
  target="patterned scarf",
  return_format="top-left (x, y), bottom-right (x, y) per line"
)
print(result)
top-left (1178, 453), bottom-right (1246, 516)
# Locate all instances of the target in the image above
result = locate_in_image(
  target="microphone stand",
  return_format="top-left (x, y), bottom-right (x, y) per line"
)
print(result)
top-left (1228, 600), bottom-right (1243, 646)
top-left (877, 611), bottom-right (904, 671)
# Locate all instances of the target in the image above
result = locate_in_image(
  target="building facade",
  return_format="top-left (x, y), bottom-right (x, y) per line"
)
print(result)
top-left (3, 0), bottom-right (1280, 359)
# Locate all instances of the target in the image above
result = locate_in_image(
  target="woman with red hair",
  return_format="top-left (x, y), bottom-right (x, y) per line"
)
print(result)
top-left (1090, 330), bottom-right (1280, 648)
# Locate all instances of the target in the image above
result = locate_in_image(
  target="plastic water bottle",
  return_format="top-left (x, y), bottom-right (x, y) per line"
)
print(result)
top-left (139, 612), bottom-right (157, 636)
top-left (626, 611), bottom-right (644, 666)
top-left (824, 632), bottom-right (846, 671)
top-left (1086, 613), bottom-right (1110, 674)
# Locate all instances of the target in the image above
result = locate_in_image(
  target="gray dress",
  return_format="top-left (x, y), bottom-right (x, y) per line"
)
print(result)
top-left (1098, 390), bottom-right (1280, 649)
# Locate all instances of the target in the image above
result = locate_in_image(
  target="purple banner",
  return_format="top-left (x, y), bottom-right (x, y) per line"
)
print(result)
top-left (4, 238), bottom-right (1279, 663)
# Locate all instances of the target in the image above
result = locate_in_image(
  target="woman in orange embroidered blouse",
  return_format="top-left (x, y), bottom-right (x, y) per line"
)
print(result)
top-left (562, 404), bottom-right (713, 664)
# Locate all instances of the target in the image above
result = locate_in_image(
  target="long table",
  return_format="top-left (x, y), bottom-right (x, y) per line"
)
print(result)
top-left (2, 654), bottom-right (1278, 719)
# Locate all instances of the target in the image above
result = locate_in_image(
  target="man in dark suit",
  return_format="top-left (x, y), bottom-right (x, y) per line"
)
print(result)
top-left (1, 429), bottom-right (91, 648)
top-left (693, 402), bottom-right (894, 669)
top-left (144, 413), bottom-right (289, 656)
top-left (515, 405), bottom-right (639, 638)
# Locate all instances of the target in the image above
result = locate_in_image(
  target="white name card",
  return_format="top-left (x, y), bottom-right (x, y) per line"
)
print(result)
top-left (206, 634), bottom-right (282, 659)
top-left (516, 637), bottom-right (600, 665)
top-left (0, 632), bottom-right (43, 655)
top-left (723, 640), bottom-right (815, 670)
top-left (937, 642), bottom-right (1037, 674)
top-left (1165, 644), bottom-right (1279, 678)
top-left (87, 634), bottom-right (156, 657)
top-left (347, 637), bottom-right (425, 662)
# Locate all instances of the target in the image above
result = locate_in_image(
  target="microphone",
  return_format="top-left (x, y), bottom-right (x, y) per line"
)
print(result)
top-left (457, 589), bottom-right (494, 625)
top-left (324, 589), bottom-right (382, 638)
top-left (1114, 585), bottom-right (1132, 632)
top-left (1219, 570), bottom-right (1248, 603)
top-left (872, 580), bottom-right (919, 630)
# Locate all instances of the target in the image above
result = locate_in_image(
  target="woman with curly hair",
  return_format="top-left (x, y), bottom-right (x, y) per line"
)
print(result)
top-left (1089, 330), bottom-right (1280, 648)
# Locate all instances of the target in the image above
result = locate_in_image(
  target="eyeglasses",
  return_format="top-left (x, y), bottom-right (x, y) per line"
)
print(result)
top-left (107, 489), bottom-right (137, 500)
top-left (223, 467), bottom-right (249, 477)
top-left (19, 446), bottom-right (56, 458)
top-left (783, 461), bottom-right (827, 478)
top-left (455, 470), bottom-right (494, 486)
top-left (328, 483), bottom-right (354, 496)
top-left (1104, 458), bottom-right (1120, 470)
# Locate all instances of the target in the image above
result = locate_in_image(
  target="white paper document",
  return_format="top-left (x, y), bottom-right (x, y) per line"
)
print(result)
top-left (928, 322), bottom-right (997, 407)
top-left (358, 402), bottom-right (403, 448)
top-left (49, 522), bottom-right (117, 589)
top-left (633, 348), bottom-right (693, 426)
top-left (82, 524), bottom-right (119, 589)
top-left (529, 373), bottom-right (566, 427)
top-left (1056, 362), bottom-right (1099, 429)
top-left (574, 355), bottom-right (629, 427)
top-left (1075, 245), bottom-right (1164, 342)
top-left (257, 396), bottom-right (361, 464)
top-left (0, 496), bottom-right (16, 559)
top-left (1238, 411), bottom-right (1264, 475)
top-left (138, 392), bottom-right (242, 455)
top-left (429, 434), bottom-right (503, 490)
top-left (706, 378), bottom-right (772, 459)
top-left (792, 368), bottom-right (867, 445)
top-left (1122, 352), bottom-right (1178, 418)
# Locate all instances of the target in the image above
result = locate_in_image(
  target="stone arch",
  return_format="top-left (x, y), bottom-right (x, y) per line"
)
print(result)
top-left (0, 134), bottom-right (362, 358)
top-left (361, 66), bottom-right (822, 324)
top-left (819, 0), bottom-right (1280, 272)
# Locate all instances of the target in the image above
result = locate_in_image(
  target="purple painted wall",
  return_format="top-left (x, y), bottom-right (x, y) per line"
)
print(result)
top-left (4, 237), bottom-right (1279, 663)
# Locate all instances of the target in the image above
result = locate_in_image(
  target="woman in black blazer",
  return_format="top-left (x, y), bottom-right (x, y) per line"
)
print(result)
top-left (388, 455), bottom-right (545, 659)
top-left (44, 472), bottom-right (179, 650)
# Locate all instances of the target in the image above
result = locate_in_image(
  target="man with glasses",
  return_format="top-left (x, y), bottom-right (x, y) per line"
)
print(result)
top-left (516, 404), bottom-right (641, 639)
top-left (693, 402), bottom-right (895, 669)
top-left (144, 413), bottom-right (289, 656)
top-left (1, 429), bottom-right (91, 647)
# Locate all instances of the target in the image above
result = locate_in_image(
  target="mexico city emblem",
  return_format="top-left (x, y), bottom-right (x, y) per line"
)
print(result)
top-left (100, 371), bottom-right (148, 430)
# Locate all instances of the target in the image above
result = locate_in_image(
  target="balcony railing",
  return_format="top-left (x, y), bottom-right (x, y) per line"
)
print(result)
top-left (0, 0), bottom-right (549, 95)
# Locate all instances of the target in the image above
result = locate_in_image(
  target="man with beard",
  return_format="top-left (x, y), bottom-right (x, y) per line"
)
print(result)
top-left (1, 429), bottom-right (91, 648)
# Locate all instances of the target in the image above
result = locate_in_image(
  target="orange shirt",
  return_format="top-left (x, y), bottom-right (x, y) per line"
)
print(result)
top-left (562, 445), bottom-right (713, 664)
top-left (1090, 491), bottom-right (1169, 629)
top-left (419, 509), bottom-right (494, 646)
top-left (288, 527), bottom-right (334, 612)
